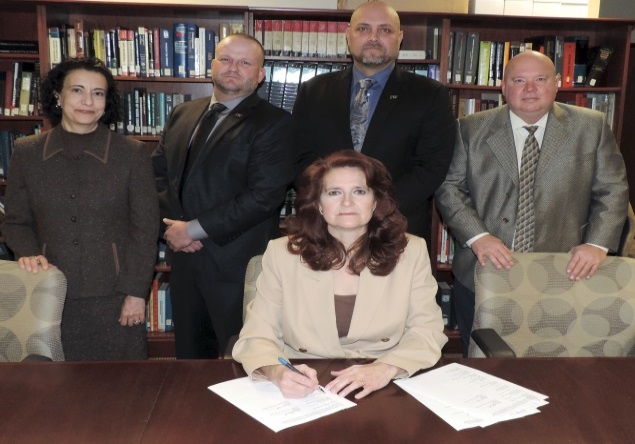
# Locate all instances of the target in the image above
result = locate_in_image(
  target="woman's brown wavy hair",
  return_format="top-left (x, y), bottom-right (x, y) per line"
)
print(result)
top-left (286, 150), bottom-right (408, 276)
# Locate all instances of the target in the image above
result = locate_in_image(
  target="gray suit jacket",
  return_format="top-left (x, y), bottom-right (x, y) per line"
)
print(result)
top-left (435, 103), bottom-right (629, 291)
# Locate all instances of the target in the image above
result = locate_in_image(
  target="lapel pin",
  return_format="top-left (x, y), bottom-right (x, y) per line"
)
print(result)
top-left (234, 113), bottom-right (243, 118)
top-left (390, 95), bottom-right (398, 100)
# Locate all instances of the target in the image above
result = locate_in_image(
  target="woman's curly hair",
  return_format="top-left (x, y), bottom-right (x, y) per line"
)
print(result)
top-left (41, 57), bottom-right (121, 127)
top-left (285, 150), bottom-right (408, 276)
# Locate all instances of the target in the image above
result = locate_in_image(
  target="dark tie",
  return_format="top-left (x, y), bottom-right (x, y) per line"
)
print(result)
top-left (350, 78), bottom-right (376, 152)
top-left (183, 103), bottom-right (227, 180)
top-left (514, 125), bottom-right (540, 252)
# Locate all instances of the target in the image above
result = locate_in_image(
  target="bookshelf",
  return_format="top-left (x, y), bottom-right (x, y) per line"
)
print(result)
top-left (3, 1), bottom-right (634, 358)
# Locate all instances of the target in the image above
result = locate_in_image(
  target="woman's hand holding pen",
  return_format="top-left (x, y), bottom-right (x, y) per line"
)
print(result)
top-left (327, 362), bottom-right (406, 400)
top-left (260, 363), bottom-right (321, 398)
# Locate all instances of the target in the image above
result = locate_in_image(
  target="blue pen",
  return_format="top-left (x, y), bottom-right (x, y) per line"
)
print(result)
top-left (278, 357), bottom-right (326, 393)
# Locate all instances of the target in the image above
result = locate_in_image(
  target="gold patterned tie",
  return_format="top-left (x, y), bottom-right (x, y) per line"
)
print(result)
top-left (514, 125), bottom-right (540, 252)
top-left (350, 78), bottom-right (376, 152)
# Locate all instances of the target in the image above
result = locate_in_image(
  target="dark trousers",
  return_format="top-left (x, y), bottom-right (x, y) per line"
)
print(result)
top-left (452, 279), bottom-right (476, 357)
top-left (170, 250), bottom-right (243, 359)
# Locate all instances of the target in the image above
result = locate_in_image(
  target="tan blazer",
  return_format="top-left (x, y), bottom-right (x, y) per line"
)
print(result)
top-left (435, 103), bottom-right (629, 291)
top-left (232, 234), bottom-right (448, 378)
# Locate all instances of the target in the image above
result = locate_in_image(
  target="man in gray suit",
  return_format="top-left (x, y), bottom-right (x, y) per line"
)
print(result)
top-left (435, 50), bottom-right (629, 353)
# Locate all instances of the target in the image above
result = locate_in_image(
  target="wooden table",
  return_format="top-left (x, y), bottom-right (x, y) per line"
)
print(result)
top-left (2, 357), bottom-right (634, 443)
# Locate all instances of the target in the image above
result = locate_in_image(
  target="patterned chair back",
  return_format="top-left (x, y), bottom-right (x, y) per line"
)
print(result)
top-left (0, 260), bottom-right (67, 361)
top-left (469, 253), bottom-right (635, 357)
top-left (242, 255), bottom-right (263, 324)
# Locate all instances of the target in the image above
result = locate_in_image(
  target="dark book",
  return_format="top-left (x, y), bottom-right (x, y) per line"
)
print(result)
top-left (11, 62), bottom-right (22, 116)
top-left (451, 31), bottom-right (466, 84)
top-left (573, 35), bottom-right (589, 86)
top-left (158, 28), bottom-right (172, 77)
top-left (446, 31), bottom-right (454, 84)
top-left (257, 60), bottom-right (274, 102)
top-left (124, 91), bottom-right (135, 134)
top-left (282, 62), bottom-right (302, 113)
top-left (186, 23), bottom-right (198, 78)
top-left (436, 282), bottom-right (454, 329)
top-left (109, 29), bottom-right (119, 76)
top-left (269, 61), bottom-right (287, 109)
top-left (463, 32), bottom-right (479, 85)
top-left (426, 26), bottom-right (440, 60)
top-left (205, 30), bottom-right (215, 78)
top-left (494, 41), bottom-right (504, 87)
top-left (173, 23), bottom-right (187, 78)
top-left (0, 72), bottom-right (5, 115)
top-left (554, 35), bottom-right (565, 87)
top-left (0, 130), bottom-right (14, 178)
top-left (147, 27), bottom-right (155, 77)
top-left (137, 27), bottom-right (148, 77)
top-left (59, 24), bottom-right (69, 61)
top-left (152, 28), bottom-right (161, 77)
top-left (585, 45), bottom-right (613, 87)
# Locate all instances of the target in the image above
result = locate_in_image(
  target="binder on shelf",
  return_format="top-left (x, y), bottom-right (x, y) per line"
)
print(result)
top-left (463, 32), bottom-right (479, 85)
top-left (186, 23), bottom-right (198, 78)
top-left (452, 31), bottom-right (467, 84)
top-left (159, 28), bottom-right (173, 77)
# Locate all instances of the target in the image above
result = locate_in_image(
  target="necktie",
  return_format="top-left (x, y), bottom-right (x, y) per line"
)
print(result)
top-left (183, 103), bottom-right (227, 179)
top-left (350, 78), bottom-right (376, 152)
top-left (514, 125), bottom-right (540, 252)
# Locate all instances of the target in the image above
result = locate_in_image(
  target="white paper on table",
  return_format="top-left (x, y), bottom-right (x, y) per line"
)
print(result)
top-left (395, 363), bottom-right (548, 429)
top-left (209, 377), bottom-right (356, 433)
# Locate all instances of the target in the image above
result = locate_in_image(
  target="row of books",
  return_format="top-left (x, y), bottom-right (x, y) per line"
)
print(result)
top-left (254, 19), bottom-right (349, 58)
top-left (0, 129), bottom-right (40, 179)
top-left (567, 92), bottom-right (616, 130)
top-left (147, 272), bottom-right (173, 333)
top-left (0, 40), bottom-right (38, 54)
top-left (116, 90), bottom-right (191, 136)
top-left (0, 62), bottom-right (41, 117)
top-left (436, 222), bottom-right (455, 266)
top-left (447, 32), bottom-right (523, 86)
top-left (48, 22), bottom-right (224, 78)
top-left (447, 32), bottom-right (612, 89)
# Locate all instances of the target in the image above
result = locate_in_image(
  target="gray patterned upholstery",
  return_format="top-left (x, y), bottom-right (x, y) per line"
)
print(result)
top-left (242, 255), bottom-right (263, 324)
top-left (0, 260), bottom-right (67, 361)
top-left (469, 253), bottom-right (635, 358)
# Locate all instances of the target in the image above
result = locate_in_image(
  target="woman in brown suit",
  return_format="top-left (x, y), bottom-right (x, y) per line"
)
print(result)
top-left (2, 58), bottom-right (159, 360)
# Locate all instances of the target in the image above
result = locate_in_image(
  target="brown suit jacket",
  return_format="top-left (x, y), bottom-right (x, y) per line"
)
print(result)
top-left (2, 124), bottom-right (159, 298)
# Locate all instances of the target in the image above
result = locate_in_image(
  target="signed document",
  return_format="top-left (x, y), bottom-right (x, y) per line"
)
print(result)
top-left (209, 377), bottom-right (355, 432)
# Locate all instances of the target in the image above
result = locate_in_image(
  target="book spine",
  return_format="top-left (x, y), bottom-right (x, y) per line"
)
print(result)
top-left (187, 23), bottom-right (198, 78)
top-left (173, 23), bottom-right (187, 78)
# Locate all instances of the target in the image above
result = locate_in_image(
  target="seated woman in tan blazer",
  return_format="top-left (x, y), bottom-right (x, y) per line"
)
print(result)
top-left (232, 150), bottom-right (447, 399)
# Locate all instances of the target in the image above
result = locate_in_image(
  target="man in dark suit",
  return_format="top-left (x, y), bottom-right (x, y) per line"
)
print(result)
top-left (435, 50), bottom-right (629, 353)
top-left (293, 1), bottom-right (455, 243)
top-left (153, 34), bottom-right (295, 359)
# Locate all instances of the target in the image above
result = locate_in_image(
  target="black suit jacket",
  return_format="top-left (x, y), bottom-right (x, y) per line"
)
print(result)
top-left (293, 66), bottom-right (456, 240)
top-left (152, 92), bottom-right (295, 282)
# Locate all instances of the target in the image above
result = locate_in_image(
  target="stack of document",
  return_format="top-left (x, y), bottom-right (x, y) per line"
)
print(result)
top-left (209, 377), bottom-right (355, 432)
top-left (395, 363), bottom-right (549, 430)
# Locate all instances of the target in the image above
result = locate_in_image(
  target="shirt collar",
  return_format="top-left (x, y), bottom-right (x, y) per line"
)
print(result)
top-left (352, 64), bottom-right (394, 91)
top-left (208, 94), bottom-right (247, 113)
top-left (509, 109), bottom-right (549, 131)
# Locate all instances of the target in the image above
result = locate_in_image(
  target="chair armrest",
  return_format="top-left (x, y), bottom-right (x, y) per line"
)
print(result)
top-left (22, 354), bottom-right (53, 362)
top-left (471, 328), bottom-right (517, 358)
top-left (223, 335), bottom-right (239, 359)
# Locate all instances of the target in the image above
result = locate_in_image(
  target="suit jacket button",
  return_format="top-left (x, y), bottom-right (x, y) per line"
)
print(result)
top-left (503, 218), bottom-right (509, 223)
top-left (381, 337), bottom-right (390, 342)
top-left (299, 348), bottom-right (307, 353)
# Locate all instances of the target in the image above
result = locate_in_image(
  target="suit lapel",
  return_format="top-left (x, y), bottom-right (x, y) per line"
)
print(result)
top-left (536, 104), bottom-right (569, 180)
top-left (485, 106), bottom-right (519, 186)
top-left (362, 67), bottom-right (402, 151)
top-left (178, 99), bottom-right (209, 180)
top-left (333, 68), bottom-right (355, 147)
top-left (188, 93), bottom-right (258, 174)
